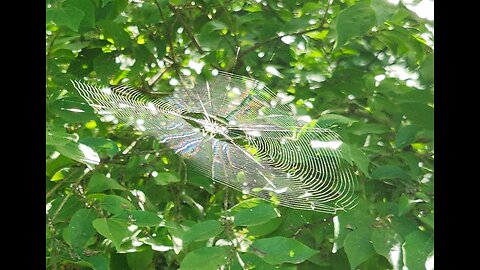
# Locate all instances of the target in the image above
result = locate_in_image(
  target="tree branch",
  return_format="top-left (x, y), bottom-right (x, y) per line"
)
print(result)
top-left (236, 0), bottom-right (332, 65)
top-left (168, 4), bottom-right (205, 54)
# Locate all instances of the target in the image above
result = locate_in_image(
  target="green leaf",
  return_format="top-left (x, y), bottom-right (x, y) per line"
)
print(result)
top-left (53, 5), bottom-right (85, 32)
top-left (130, 210), bottom-right (162, 227)
top-left (88, 173), bottom-right (125, 193)
top-left (335, 2), bottom-right (376, 48)
top-left (81, 137), bottom-right (119, 158)
top-left (98, 21), bottom-right (132, 48)
top-left (65, 0), bottom-right (95, 28)
top-left (237, 252), bottom-right (296, 270)
top-left (127, 248), bottom-right (154, 270)
top-left (333, 200), bottom-right (375, 252)
top-left (99, 195), bottom-right (135, 216)
top-left (247, 217), bottom-right (282, 236)
top-left (48, 196), bottom-right (82, 223)
top-left (342, 144), bottom-right (370, 177)
top-left (251, 236), bottom-right (318, 265)
top-left (317, 114), bottom-right (358, 128)
top-left (56, 141), bottom-right (100, 166)
top-left (398, 194), bottom-right (419, 216)
top-left (179, 246), bottom-right (230, 270)
top-left (419, 53), bottom-right (434, 86)
top-left (63, 209), bottom-right (98, 252)
top-left (371, 165), bottom-right (410, 180)
top-left (344, 228), bottom-right (375, 270)
top-left (370, 0), bottom-right (398, 25)
top-left (50, 97), bottom-right (97, 122)
top-left (418, 213), bottom-right (434, 230)
top-left (92, 218), bottom-right (132, 251)
top-left (399, 102), bottom-right (434, 130)
top-left (395, 125), bottom-right (420, 148)
top-left (371, 228), bottom-right (404, 270)
top-left (234, 204), bottom-right (279, 227)
top-left (402, 231), bottom-right (434, 270)
top-left (154, 172), bottom-right (180, 185)
top-left (80, 254), bottom-right (110, 270)
top-left (183, 220), bottom-right (224, 243)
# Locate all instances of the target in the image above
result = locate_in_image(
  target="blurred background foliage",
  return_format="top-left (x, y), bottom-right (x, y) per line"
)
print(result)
top-left (46, 0), bottom-right (433, 269)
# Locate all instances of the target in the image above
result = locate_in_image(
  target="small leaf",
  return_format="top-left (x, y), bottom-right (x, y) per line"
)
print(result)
top-left (179, 246), bottom-right (230, 270)
top-left (317, 114), bottom-right (358, 128)
top-left (130, 210), bottom-right (163, 227)
top-left (127, 248), bottom-right (154, 270)
top-left (183, 220), bottom-right (224, 243)
top-left (92, 218), bottom-right (132, 251)
top-left (56, 141), bottom-right (100, 166)
top-left (251, 236), bottom-right (318, 265)
top-left (99, 195), bottom-right (135, 216)
top-left (234, 204), bottom-right (279, 227)
top-left (402, 231), bottom-right (434, 270)
top-left (398, 194), bottom-right (419, 216)
top-left (371, 228), bottom-right (404, 270)
top-left (344, 228), bottom-right (375, 270)
top-left (395, 125), bottom-right (420, 148)
top-left (63, 209), bottom-right (98, 252)
top-left (371, 165), bottom-right (410, 180)
top-left (88, 173), bottom-right (125, 193)
top-left (154, 172), bottom-right (180, 185)
top-left (335, 2), bottom-right (376, 48)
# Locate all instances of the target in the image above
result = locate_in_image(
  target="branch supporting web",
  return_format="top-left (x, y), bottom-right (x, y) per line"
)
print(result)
top-left (72, 71), bottom-right (357, 213)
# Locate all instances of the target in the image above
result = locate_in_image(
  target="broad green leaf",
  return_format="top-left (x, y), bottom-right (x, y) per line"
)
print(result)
top-left (56, 141), bottom-right (100, 166)
top-left (333, 200), bottom-right (375, 252)
top-left (317, 114), bottom-right (358, 128)
top-left (418, 213), bottom-right (434, 230)
top-left (371, 165), bottom-right (410, 180)
top-left (342, 144), bottom-right (370, 177)
top-left (92, 218), bottom-right (132, 251)
top-left (183, 220), bottom-right (224, 243)
top-left (80, 254), bottom-right (110, 270)
top-left (235, 252), bottom-right (296, 270)
top-left (130, 210), bottom-right (162, 227)
top-left (50, 97), bottom-right (97, 123)
top-left (53, 5), bottom-right (85, 32)
top-left (65, 0), bottom-right (95, 28)
top-left (179, 246), bottom-right (230, 270)
top-left (98, 21), bottom-right (132, 48)
top-left (399, 102), bottom-right (434, 130)
top-left (48, 196), bottom-right (82, 223)
top-left (234, 204), bottom-right (279, 227)
top-left (127, 248), bottom-right (154, 270)
top-left (419, 53), bottom-right (434, 86)
top-left (395, 125), bottom-right (420, 148)
top-left (402, 231), bottom-right (434, 270)
top-left (63, 209), bottom-right (98, 252)
top-left (88, 173), bottom-right (125, 193)
top-left (247, 217), bottom-right (282, 236)
top-left (370, 0), bottom-right (398, 25)
top-left (398, 194), bottom-right (418, 216)
top-left (251, 236), bottom-right (318, 265)
top-left (371, 228), bottom-right (404, 270)
top-left (344, 228), bottom-right (375, 270)
top-left (99, 195), bottom-right (135, 216)
top-left (335, 2), bottom-right (376, 48)
top-left (154, 172), bottom-right (180, 185)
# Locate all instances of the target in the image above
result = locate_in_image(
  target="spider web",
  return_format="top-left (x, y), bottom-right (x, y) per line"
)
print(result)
top-left (72, 71), bottom-right (357, 213)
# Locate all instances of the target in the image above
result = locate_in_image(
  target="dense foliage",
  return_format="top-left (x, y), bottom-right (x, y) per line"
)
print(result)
top-left (46, 0), bottom-right (434, 269)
